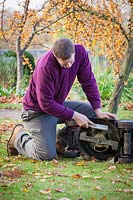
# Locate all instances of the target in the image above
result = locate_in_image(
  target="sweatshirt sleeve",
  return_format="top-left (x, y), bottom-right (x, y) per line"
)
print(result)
top-left (35, 65), bottom-right (74, 120)
top-left (77, 46), bottom-right (101, 110)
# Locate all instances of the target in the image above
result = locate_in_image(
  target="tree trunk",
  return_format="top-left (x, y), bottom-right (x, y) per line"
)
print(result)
top-left (16, 36), bottom-right (24, 94)
top-left (108, 39), bottom-right (133, 113)
top-left (16, 51), bottom-right (23, 94)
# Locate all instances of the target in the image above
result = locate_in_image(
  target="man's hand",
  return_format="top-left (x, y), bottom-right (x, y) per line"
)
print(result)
top-left (95, 108), bottom-right (118, 120)
top-left (72, 111), bottom-right (94, 128)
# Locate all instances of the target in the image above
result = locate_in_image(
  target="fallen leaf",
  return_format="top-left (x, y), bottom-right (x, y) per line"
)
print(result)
top-left (21, 187), bottom-right (29, 193)
top-left (94, 176), bottom-right (101, 179)
top-left (112, 179), bottom-right (130, 186)
top-left (0, 95), bottom-right (22, 104)
top-left (116, 188), bottom-right (133, 193)
top-left (40, 179), bottom-right (46, 182)
top-left (124, 189), bottom-right (133, 194)
top-left (3, 167), bottom-right (24, 178)
top-left (39, 189), bottom-right (51, 194)
top-left (82, 175), bottom-right (90, 178)
top-left (124, 102), bottom-right (133, 111)
top-left (2, 163), bottom-right (16, 168)
top-left (0, 179), bottom-right (20, 187)
top-left (55, 188), bottom-right (65, 193)
top-left (42, 175), bottom-right (53, 178)
top-left (56, 173), bottom-right (69, 177)
top-left (101, 196), bottom-right (107, 200)
top-left (72, 174), bottom-right (82, 179)
top-left (75, 161), bottom-right (86, 166)
top-left (51, 159), bottom-right (58, 165)
top-left (94, 186), bottom-right (101, 190)
top-left (32, 159), bottom-right (39, 163)
top-left (58, 198), bottom-right (71, 200)
top-left (116, 188), bottom-right (122, 192)
top-left (34, 172), bottom-right (42, 176)
top-left (108, 165), bottom-right (116, 171)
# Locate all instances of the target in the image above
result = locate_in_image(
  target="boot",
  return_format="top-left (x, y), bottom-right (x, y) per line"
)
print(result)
top-left (7, 124), bottom-right (24, 156)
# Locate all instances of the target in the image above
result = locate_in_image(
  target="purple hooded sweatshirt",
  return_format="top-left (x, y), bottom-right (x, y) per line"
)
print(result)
top-left (23, 44), bottom-right (101, 120)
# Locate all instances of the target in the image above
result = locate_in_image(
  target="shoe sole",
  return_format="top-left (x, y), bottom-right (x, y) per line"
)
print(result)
top-left (7, 124), bottom-right (24, 156)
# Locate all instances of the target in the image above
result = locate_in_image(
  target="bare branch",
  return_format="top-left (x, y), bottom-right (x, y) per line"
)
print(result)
top-left (21, 21), bottom-right (39, 53)
top-left (0, 0), bottom-right (8, 42)
top-left (18, 0), bottom-right (30, 35)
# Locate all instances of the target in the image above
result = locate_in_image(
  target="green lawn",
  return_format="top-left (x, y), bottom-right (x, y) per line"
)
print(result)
top-left (0, 103), bottom-right (133, 200)
top-left (0, 155), bottom-right (133, 200)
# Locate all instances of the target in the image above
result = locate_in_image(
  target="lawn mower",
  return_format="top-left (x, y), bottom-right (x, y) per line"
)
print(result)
top-left (57, 119), bottom-right (133, 163)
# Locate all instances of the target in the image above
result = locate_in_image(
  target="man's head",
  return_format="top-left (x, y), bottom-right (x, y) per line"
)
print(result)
top-left (53, 38), bottom-right (75, 68)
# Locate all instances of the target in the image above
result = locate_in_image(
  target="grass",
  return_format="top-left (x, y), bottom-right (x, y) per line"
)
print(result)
top-left (0, 103), bottom-right (22, 110)
top-left (0, 147), bottom-right (133, 200)
top-left (0, 157), bottom-right (133, 200)
top-left (102, 106), bottom-right (133, 120)
top-left (117, 109), bottom-right (133, 119)
top-left (0, 107), bottom-right (133, 200)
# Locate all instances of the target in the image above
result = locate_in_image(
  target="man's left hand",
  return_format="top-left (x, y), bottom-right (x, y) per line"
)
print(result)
top-left (94, 108), bottom-right (118, 120)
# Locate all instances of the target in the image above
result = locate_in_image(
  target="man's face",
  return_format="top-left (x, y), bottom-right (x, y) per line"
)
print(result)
top-left (55, 53), bottom-right (75, 68)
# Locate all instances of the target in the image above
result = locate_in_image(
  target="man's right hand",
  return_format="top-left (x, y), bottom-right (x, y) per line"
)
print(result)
top-left (72, 111), bottom-right (94, 128)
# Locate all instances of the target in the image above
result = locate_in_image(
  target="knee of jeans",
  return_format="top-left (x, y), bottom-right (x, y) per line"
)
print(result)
top-left (38, 151), bottom-right (56, 161)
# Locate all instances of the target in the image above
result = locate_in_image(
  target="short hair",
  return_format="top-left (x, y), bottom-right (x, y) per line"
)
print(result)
top-left (53, 38), bottom-right (75, 59)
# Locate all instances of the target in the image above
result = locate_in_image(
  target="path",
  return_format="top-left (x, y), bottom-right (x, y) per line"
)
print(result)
top-left (0, 109), bottom-right (21, 120)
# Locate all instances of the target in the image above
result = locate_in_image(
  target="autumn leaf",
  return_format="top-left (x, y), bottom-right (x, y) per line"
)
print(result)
top-left (124, 102), bottom-right (133, 111)
top-left (33, 172), bottom-right (42, 176)
top-left (31, 159), bottom-right (39, 163)
top-left (124, 189), bottom-right (133, 194)
top-left (40, 179), bottom-right (46, 182)
top-left (0, 95), bottom-right (22, 104)
top-left (116, 189), bottom-right (133, 194)
top-left (108, 165), bottom-right (116, 171)
top-left (39, 189), bottom-right (51, 194)
top-left (0, 121), bottom-right (14, 132)
top-left (3, 167), bottom-right (24, 178)
top-left (72, 174), bottom-right (82, 179)
top-left (21, 187), bottom-right (29, 193)
top-left (101, 196), bottom-right (107, 200)
top-left (2, 163), bottom-right (16, 168)
top-left (74, 161), bottom-right (86, 166)
top-left (51, 159), bottom-right (58, 165)
top-left (21, 183), bottom-right (32, 193)
top-left (94, 186), bottom-right (102, 190)
top-left (55, 188), bottom-right (65, 193)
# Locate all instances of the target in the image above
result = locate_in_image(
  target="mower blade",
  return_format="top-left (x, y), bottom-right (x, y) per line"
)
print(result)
top-left (89, 123), bottom-right (108, 131)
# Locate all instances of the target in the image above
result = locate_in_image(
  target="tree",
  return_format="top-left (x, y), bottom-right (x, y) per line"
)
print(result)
top-left (0, 0), bottom-right (73, 93)
top-left (0, 0), bottom-right (132, 113)
top-left (52, 0), bottom-right (132, 113)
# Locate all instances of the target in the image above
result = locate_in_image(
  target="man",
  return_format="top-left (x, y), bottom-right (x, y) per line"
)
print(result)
top-left (7, 38), bottom-right (117, 161)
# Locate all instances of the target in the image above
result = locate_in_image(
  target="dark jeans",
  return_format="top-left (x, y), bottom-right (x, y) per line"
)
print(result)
top-left (14, 101), bottom-right (96, 160)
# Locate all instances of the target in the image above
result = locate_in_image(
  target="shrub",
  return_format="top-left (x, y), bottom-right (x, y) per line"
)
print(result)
top-left (0, 50), bottom-right (35, 91)
top-left (70, 66), bottom-right (133, 106)
top-left (3, 50), bottom-right (17, 58)
top-left (3, 50), bottom-right (35, 76)
top-left (0, 55), bottom-right (17, 86)
top-left (69, 66), bottom-right (114, 102)
top-left (121, 73), bottom-right (133, 102)
top-left (94, 66), bottom-right (114, 100)
top-left (23, 51), bottom-right (35, 75)
top-left (0, 85), bottom-right (15, 96)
